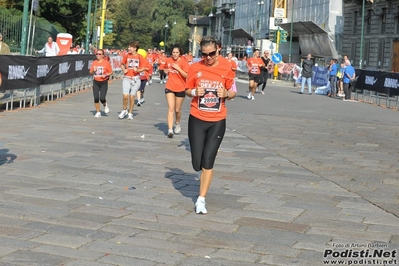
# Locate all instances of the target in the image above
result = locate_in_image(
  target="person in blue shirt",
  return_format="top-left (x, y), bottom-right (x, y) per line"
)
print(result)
top-left (328, 59), bottom-right (338, 97)
top-left (343, 60), bottom-right (356, 101)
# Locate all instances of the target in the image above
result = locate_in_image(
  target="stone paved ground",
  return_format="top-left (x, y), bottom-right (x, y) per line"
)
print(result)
top-left (0, 77), bottom-right (398, 266)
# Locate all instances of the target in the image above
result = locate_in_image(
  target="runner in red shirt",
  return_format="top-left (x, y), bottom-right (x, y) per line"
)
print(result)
top-left (185, 36), bottom-right (236, 214)
top-left (119, 41), bottom-right (150, 120)
top-left (146, 48), bottom-right (155, 85)
top-left (158, 51), bottom-right (167, 84)
top-left (183, 51), bottom-right (194, 65)
top-left (164, 44), bottom-right (190, 138)
top-left (137, 59), bottom-right (151, 106)
top-left (246, 49), bottom-right (264, 100)
top-left (89, 49), bottom-right (113, 118)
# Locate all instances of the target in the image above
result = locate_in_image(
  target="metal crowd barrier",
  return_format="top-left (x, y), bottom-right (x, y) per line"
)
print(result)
top-left (355, 89), bottom-right (399, 111)
top-left (0, 76), bottom-right (93, 111)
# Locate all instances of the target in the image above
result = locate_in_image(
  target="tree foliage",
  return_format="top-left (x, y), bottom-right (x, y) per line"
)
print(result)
top-left (1, 0), bottom-right (212, 51)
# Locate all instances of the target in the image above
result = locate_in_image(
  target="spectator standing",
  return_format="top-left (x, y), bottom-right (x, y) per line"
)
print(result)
top-left (328, 59), bottom-right (338, 97)
top-left (67, 45), bottom-right (77, 55)
top-left (300, 53), bottom-right (313, 95)
top-left (343, 60), bottom-right (356, 101)
top-left (0, 33), bottom-right (11, 55)
top-left (36, 36), bottom-right (60, 56)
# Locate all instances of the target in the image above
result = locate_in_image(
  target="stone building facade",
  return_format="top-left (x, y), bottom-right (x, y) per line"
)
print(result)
top-left (343, 0), bottom-right (399, 71)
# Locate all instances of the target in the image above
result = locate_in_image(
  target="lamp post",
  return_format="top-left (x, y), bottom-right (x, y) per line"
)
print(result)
top-left (359, 0), bottom-right (365, 69)
top-left (228, 3), bottom-right (236, 48)
top-left (257, 0), bottom-right (265, 47)
top-left (289, 0), bottom-right (294, 63)
top-left (192, 16), bottom-right (197, 56)
top-left (209, 8), bottom-right (214, 36)
top-left (164, 23), bottom-right (168, 51)
top-left (172, 20), bottom-right (176, 43)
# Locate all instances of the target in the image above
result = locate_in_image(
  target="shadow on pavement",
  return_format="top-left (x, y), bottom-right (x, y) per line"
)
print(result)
top-left (154, 122), bottom-right (168, 135)
top-left (0, 149), bottom-right (17, 166)
top-left (164, 167), bottom-right (198, 204)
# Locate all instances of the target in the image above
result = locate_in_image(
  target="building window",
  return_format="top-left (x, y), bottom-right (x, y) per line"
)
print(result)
top-left (351, 42), bottom-right (357, 67)
top-left (366, 9), bottom-right (371, 35)
top-left (380, 8), bottom-right (386, 34)
top-left (352, 11), bottom-right (358, 35)
top-left (377, 41), bottom-right (385, 69)
top-left (363, 41), bottom-right (370, 68)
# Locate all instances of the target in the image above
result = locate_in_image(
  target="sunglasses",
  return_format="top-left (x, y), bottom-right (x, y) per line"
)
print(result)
top-left (96, 53), bottom-right (103, 55)
top-left (201, 50), bottom-right (217, 58)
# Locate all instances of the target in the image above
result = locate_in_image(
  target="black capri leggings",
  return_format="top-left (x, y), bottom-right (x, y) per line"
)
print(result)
top-left (93, 80), bottom-right (108, 104)
top-left (188, 115), bottom-right (226, 171)
top-left (139, 79), bottom-right (147, 93)
top-left (159, 70), bottom-right (166, 80)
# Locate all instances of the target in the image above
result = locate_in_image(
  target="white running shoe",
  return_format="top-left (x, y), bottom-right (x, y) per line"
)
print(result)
top-left (94, 112), bottom-right (101, 118)
top-left (247, 93), bottom-right (252, 99)
top-left (251, 96), bottom-right (255, 100)
top-left (174, 123), bottom-right (181, 134)
top-left (104, 104), bottom-right (110, 114)
top-left (167, 130), bottom-right (174, 138)
top-left (149, 80), bottom-right (152, 85)
top-left (195, 198), bottom-right (207, 214)
top-left (119, 109), bottom-right (128, 119)
top-left (127, 113), bottom-right (134, 120)
top-left (137, 101), bottom-right (142, 107)
top-left (146, 82), bottom-right (149, 86)
top-left (261, 91), bottom-right (265, 95)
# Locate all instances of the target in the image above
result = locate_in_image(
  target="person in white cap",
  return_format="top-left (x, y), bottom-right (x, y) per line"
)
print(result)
top-left (0, 33), bottom-right (11, 55)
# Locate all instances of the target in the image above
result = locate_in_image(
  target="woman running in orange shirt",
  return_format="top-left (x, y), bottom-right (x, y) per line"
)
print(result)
top-left (164, 44), bottom-right (190, 138)
top-left (185, 36), bottom-right (236, 214)
top-left (89, 49), bottom-right (113, 117)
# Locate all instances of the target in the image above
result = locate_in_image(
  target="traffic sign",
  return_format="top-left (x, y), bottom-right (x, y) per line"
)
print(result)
top-left (272, 53), bottom-right (282, 64)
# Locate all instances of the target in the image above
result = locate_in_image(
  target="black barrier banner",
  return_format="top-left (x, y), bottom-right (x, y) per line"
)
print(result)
top-left (0, 55), bottom-right (94, 90)
top-left (0, 55), bottom-right (39, 89)
top-left (355, 70), bottom-right (399, 96)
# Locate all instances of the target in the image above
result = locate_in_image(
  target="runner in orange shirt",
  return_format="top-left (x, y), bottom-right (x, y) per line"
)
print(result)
top-left (246, 49), bottom-right (264, 100)
top-left (185, 36), bottom-right (236, 214)
top-left (183, 50), bottom-right (194, 65)
top-left (119, 41), bottom-right (150, 120)
top-left (137, 58), bottom-right (151, 106)
top-left (158, 50), bottom-right (167, 84)
top-left (164, 44), bottom-right (190, 138)
top-left (89, 49), bottom-right (113, 118)
top-left (146, 48), bottom-right (155, 85)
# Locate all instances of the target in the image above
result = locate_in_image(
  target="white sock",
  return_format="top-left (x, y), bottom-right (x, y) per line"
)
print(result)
top-left (198, 196), bottom-right (205, 202)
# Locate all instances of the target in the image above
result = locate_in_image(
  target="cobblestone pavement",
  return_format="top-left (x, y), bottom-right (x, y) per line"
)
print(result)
top-left (0, 77), bottom-right (398, 266)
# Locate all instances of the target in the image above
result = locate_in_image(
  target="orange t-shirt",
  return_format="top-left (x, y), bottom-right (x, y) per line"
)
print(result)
top-left (146, 53), bottom-right (155, 66)
top-left (247, 57), bottom-right (264, 74)
top-left (227, 59), bottom-right (237, 78)
top-left (158, 56), bottom-right (167, 70)
top-left (139, 59), bottom-right (151, 81)
top-left (184, 54), bottom-right (194, 65)
top-left (185, 61), bottom-right (234, 122)
top-left (121, 52), bottom-right (145, 77)
top-left (90, 59), bottom-right (113, 82)
top-left (165, 57), bottom-right (190, 92)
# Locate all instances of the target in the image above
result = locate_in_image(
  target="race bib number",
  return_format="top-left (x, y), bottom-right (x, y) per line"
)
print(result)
top-left (94, 66), bottom-right (104, 76)
top-left (128, 59), bottom-right (139, 69)
top-left (251, 66), bottom-right (259, 74)
top-left (198, 88), bottom-right (221, 112)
